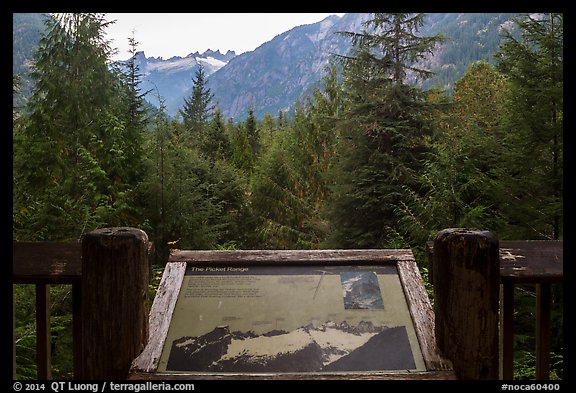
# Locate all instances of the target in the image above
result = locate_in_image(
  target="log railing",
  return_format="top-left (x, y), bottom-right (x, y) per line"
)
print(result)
top-left (426, 234), bottom-right (563, 380)
top-left (12, 228), bottom-right (150, 380)
top-left (13, 227), bottom-right (562, 380)
top-left (497, 240), bottom-right (563, 379)
top-left (12, 241), bottom-right (83, 380)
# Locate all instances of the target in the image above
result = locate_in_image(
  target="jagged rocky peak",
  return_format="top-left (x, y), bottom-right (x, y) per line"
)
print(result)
top-left (201, 48), bottom-right (222, 58)
top-left (133, 50), bottom-right (147, 61)
top-left (133, 51), bottom-right (165, 63)
top-left (187, 49), bottom-right (237, 62)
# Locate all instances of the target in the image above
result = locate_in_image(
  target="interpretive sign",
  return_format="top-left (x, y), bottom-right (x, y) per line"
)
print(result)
top-left (159, 264), bottom-right (424, 373)
top-left (129, 250), bottom-right (454, 379)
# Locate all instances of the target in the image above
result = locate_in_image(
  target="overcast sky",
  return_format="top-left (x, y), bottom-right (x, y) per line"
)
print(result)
top-left (105, 13), bottom-right (344, 61)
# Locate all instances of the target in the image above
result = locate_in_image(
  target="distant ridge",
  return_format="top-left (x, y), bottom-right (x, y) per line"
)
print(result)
top-left (128, 49), bottom-right (236, 114)
top-left (13, 13), bottom-right (521, 120)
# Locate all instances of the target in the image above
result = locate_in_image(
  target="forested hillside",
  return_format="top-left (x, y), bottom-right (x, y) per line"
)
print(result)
top-left (14, 13), bottom-right (522, 120)
top-left (12, 13), bottom-right (47, 108)
top-left (13, 13), bottom-right (562, 380)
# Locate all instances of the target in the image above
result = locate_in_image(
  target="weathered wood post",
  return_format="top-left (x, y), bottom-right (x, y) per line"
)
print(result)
top-left (432, 228), bottom-right (500, 379)
top-left (81, 227), bottom-right (149, 379)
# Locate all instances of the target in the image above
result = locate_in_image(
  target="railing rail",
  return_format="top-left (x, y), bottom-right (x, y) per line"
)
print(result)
top-left (427, 239), bottom-right (563, 380)
top-left (13, 229), bottom-right (562, 380)
top-left (498, 240), bottom-right (563, 379)
top-left (12, 242), bottom-right (82, 380)
top-left (13, 228), bottom-right (151, 380)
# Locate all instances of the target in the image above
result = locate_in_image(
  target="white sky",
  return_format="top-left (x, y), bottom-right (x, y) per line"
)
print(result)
top-left (105, 13), bottom-right (344, 61)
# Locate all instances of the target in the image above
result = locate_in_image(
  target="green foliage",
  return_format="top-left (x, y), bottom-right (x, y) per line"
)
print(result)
top-left (148, 265), bottom-right (165, 299)
top-left (13, 285), bottom-right (37, 380)
top-left (249, 65), bottom-right (343, 249)
top-left (203, 108), bottom-right (232, 161)
top-left (495, 13), bottom-right (563, 240)
top-left (14, 285), bottom-right (75, 380)
top-left (13, 13), bottom-right (146, 241)
top-left (141, 92), bottom-right (248, 261)
top-left (327, 13), bottom-right (442, 248)
top-left (512, 284), bottom-right (563, 380)
top-left (228, 119), bottom-right (256, 174)
top-left (513, 350), bottom-right (564, 380)
top-left (179, 65), bottom-right (214, 136)
top-left (12, 12), bottom-right (562, 381)
top-left (395, 62), bottom-right (509, 247)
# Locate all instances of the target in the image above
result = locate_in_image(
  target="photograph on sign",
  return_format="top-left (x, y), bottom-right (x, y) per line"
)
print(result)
top-left (157, 265), bottom-right (425, 373)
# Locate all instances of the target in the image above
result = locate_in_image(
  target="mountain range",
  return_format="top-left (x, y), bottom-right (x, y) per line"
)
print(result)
top-left (13, 13), bottom-right (521, 120)
top-left (165, 321), bottom-right (417, 372)
top-left (131, 49), bottom-right (236, 115)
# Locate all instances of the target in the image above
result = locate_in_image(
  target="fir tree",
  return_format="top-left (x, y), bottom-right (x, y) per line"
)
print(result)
top-left (203, 107), bottom-right (232, 161)
top-left (495, 13), bottom-right (563, 240)
top-left (13, 13), bottom-right (137, 240)
top-left (259, 112), bottom-right (279, 157)
top-left (244, 108), bottom-right (261, 158)
top-left (229, 117), bottom-right (255, 175)
top-left (250, 66), bottom-right (344, 249)
top-left (121, 32), bottom-right (150, 134)
top-left (112, 32), bottom-right (150, 207)
top-left (179, 64), bottom-right (214, 145)
top-left (327, 13), bottom-right (443, 248)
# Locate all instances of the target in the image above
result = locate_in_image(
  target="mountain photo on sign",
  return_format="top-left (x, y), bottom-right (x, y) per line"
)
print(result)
top-left (340, 271), bottom-right (385, 310)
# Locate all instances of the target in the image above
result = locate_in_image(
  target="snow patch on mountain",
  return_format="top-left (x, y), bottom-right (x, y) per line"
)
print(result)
top-left (197, 56), bottom-right (227, 70)
top-left (133, 49), bottom-right (236, 76)
top-left (143, 55), bottom-right (198, 74)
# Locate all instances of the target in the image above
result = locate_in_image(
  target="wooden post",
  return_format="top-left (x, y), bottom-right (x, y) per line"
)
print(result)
top-left (72, 282), bottom-right (83, 379)
top-left (36, 283), bottom-right (52, 379)
top-left (535, 283), bottom-right (551, 379)
top-left (432, 228), bottom-right (500, 379)
top-left (13, 287), bottom-right (17, 379)
top-left (81, 227), bottom-right (149, 379)
top-left (500, 282), bottom-right (515, 379)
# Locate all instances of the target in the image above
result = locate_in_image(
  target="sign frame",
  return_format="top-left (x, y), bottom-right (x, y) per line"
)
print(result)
top-left (129, 249), bottom-right (454, 380)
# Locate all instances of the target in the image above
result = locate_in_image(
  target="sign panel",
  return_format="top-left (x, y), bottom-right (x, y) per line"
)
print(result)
top-left (156, 264), bottom-right (426, 373)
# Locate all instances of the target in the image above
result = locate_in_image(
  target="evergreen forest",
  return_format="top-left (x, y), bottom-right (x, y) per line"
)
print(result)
top-left (13, 13), bottom-right (563, 380)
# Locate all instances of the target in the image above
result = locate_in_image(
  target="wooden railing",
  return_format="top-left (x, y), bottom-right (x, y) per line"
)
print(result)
top-left (497, 240), bottom-right (563, 379)
top-left (13, 228), bottom-right (151, 380)
top-left (13, 228), bottom-right (562, 380)
top-left (12, 241), bottom-right (82, 379)
top-left (426, 238), bottom-right (563, 379)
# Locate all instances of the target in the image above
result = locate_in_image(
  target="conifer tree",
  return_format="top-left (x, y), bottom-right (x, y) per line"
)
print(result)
top-left (250, 66), bottom-right (344, 249)
top-left (203, 107), bottom-right (232, 160)
top-left (122, 32), bottom-right (149, 131)
top-left (13, 13), bottom-right (136, 240)
top-left (229, 117), bottom-right (255, 175)
top-left (250, 104), bottom-right (313, 249)
top-left (245, 108), bottom-right (261, 158)
top-left (180, 65), bottom-right (214, 145)
top-left (112, 32), bottom-right (150, 212)
top-left (327, 13), bottom-right (443, 248)
top-left (495, 13), bottom-right (563, 239)
top-left (259, 112), bottom-right (279, 157)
